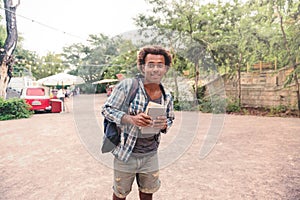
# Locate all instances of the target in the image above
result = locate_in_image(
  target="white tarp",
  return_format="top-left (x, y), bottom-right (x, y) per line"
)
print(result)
top-left (37, 73), bottom-right (85, 86)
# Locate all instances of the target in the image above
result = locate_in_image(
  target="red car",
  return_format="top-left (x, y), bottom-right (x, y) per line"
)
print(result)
top-left (20, 87), bottom-right (52, 112)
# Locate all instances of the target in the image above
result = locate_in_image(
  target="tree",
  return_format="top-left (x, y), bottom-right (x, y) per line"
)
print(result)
top-left (246, 0), bottom-right (300, 115)
top-left (0, 0), bottom-right (19, 99)
top-left (31, 53), bottom-right (68, 80)
top-left (62, 34), bottom-right (137, 83)
top-left (134, 0), bottom-right (204, 99)
top-left (134, 0), bottom-right (300, 110)
top-left (13, 48), bottom-right (38, 77)
top-left (272, 0), bottom-right (300, 116)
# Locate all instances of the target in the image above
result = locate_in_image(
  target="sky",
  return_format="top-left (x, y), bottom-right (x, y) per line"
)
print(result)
top-left (10, 0), bottom-right (150, 55)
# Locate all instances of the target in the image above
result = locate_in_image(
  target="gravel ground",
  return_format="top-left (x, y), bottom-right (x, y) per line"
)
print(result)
top-left (0, 94), bottom-right (299, 200)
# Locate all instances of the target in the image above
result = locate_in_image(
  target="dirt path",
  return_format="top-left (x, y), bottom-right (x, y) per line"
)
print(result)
top-left (0, 94), bottom-right (299, 200)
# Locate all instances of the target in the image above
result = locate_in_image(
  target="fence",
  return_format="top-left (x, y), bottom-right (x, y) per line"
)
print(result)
top-left (247, 57), bottom-right (299, 73)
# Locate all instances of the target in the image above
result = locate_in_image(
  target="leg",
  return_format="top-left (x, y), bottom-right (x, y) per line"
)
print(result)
top-left (64, 98), bottom-right (69, 112)
top-left (136, 153), bottom-right (160, 197)
top-left (139, 191), bottom-right (153, 200)
top-left (113, 157), bottom-right (136, 199)
top-left (113, 193), bottom-right (126, 200)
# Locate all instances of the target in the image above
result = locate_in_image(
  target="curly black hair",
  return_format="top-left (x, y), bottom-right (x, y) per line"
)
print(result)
top-left (137, 45), bottom-right (172, 72)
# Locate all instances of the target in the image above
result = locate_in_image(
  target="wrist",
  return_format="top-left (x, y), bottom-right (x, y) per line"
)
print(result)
top-left (121, 114), bottom-right (133, 125)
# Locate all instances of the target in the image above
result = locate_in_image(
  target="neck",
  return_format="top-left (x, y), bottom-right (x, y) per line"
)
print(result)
top-left (144, 83), bottom-right (160, 91)
top-left (144, 83), bottom-right (162, 100)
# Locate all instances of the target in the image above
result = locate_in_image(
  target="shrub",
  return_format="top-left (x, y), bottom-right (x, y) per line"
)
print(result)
top-left (0, 98), bottom-right (33, 121)
top-left (199, 96), bottom-right (242, 114)
top-left (226, 99), bottom-right (241, 113)
top-left (270, 105), bottom-right (287, 115)
top-left (199, 95), bottom-right (226, 114)
top-left (174, 100), bottom-right (199, 111)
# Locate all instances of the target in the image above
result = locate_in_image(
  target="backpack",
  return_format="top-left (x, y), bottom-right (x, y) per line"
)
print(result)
top-left (101, 78), bottom-right (139, 153)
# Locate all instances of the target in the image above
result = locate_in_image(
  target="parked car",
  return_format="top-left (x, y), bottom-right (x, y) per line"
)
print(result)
top-left (20, 87), bottom-right (52, 112)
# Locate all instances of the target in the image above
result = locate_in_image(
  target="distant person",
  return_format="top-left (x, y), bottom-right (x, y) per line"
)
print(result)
top-left (102, 45), bottom-right (175, 200)
top-left (57, 89), bottom-right (66, 112)
top-left (76, 87), bottom-right (80, 95)
top-left (63, 89), bottom-right (70, 112)
top-left (50, 89), bottom-right (58, 99)
top-left (57, 89), bottom-right (64, 101)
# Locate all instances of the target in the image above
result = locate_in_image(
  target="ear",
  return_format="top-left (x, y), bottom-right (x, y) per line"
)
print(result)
top-left (141, 65), bottom-right (145, 73)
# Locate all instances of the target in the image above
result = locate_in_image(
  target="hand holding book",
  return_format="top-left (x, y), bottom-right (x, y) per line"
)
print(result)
top-left (150, 115), bottom-right (167, 129)
top-left (123, 102), bottom-right (167, 134)
top-left (141, 102), bottom-right (166, 134)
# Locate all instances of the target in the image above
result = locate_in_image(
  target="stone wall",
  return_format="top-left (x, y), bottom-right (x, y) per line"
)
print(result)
top-left (205, 66), bottom-right (299, 109)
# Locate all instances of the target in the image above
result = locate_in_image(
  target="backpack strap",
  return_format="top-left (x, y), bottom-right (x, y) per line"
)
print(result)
top-left (122, 78), bottom-right (139, 113)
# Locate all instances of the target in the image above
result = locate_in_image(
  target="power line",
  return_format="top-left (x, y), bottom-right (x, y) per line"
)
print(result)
top-left (0, 6), bottom-right (86, 41)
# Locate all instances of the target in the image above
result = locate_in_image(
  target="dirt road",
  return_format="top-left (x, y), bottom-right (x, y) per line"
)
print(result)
top-left (0, 94), bottom-right (299, 200)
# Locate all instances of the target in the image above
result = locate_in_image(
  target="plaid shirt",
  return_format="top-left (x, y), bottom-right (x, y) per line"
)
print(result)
top-left (101, 78), bottom-right (175, 162)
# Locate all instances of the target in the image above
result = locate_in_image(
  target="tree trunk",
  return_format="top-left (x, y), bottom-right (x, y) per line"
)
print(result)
top-left (194, 62), bottom-right (199, 102)
top-left (0, 0), bottom-right (19, 99)
top-left (173, 69), bottom-right (179, 101)
top-left (237, 53), bottom-right (243, 107)
top-left (293, 63), bottom-right (300, 117)
top-left (276, 6), bottom-right (300, 117)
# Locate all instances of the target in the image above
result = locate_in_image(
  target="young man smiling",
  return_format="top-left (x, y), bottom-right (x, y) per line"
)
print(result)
top-left (102, 45), bottom-right (175, 200)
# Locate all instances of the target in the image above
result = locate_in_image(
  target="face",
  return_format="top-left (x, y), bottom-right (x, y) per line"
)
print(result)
top-left (142, 54), bottom-right (168, 84)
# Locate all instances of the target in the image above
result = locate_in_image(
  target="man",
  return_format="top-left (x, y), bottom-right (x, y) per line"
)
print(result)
top-left (102, 45), bottom-right (175, 200)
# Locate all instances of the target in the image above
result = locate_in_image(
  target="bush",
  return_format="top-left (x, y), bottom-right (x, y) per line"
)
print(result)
top-left (269, 105), bottom-right (287, 115)
top-left (198, 96), bottom-right (243, 114)
top-left (174, 100), bottom-right (199, 111)
top-left (199, 95), bottom-right (227, 114)
top-left (226, 99), bottom-right (241, 113)
top-left (198, 98), bottom-right (213, 113)
top-left (0, 98), bottom-right (33, 121)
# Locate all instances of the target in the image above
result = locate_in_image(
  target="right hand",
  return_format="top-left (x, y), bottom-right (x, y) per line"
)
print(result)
top-left (128, 113), bottom-right (152, 127)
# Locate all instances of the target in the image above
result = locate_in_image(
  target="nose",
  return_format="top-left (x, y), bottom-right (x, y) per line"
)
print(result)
top-left (153, 65), bottom-right (160, 70)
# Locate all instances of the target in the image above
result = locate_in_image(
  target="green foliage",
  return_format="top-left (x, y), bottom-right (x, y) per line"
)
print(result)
top-left (105, 48), bottom-right (139, 79)
top-left (3, 0), bottom-right (298, 113)
top-left (132, 0), bottom-right (300, 112)
top-left (34, 53), bottom-right (68, 80)
top-left (0, 98), bottom-right (33, 121)
top-left (196, 85), bottom-right (206, 100)
top-left (198, 98), bottom-right (213, 113)
top-left (0, 1), bottom-right (5, 47)
top-left (242, 108), bottom-right (250, 115)
top-left (0, 25), bottom-right (6, 47)
top-left (198, 93), bottom-right (241, 113)
top-left (198, 95), bottom-right (227, 114)
top-left (62, 34), bottom-right (138, 83)
top-left (173, 100), bottom-right (198, 111)
top-left (284, 64), bottom-right (300, 86)
top-left (226, 99), bottom-right (241, 113)
top-left (269, 105), bottom-right (288, 115)
top-left (13, 48), bottom-right (39, 77)
top-left (134, 0), bottom-right (299, 73)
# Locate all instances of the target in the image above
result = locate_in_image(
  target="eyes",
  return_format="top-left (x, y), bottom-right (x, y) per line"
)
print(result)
top-left (144, 63), bottom-right (166, 69)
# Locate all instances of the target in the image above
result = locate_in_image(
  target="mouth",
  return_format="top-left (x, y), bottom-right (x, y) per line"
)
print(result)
top-left (151, 74), bottom-right (161, 79)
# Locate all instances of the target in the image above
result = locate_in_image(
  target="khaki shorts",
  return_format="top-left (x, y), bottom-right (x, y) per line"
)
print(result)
top-left (113, 153), bottom-right (160, 198)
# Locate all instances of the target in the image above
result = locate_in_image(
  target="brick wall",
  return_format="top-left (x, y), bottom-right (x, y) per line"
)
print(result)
top-left (205, 66), bottom-right (298, 109)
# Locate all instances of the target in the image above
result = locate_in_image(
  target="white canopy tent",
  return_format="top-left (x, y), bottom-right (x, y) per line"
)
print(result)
top-left (37, 73), bottom-right (85, 86)
top-left (92, 79), bottom-right (119, 85)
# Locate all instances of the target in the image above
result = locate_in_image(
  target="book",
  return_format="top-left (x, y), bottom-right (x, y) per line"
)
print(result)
top-left (141, 101), bottom-right (166, 134)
